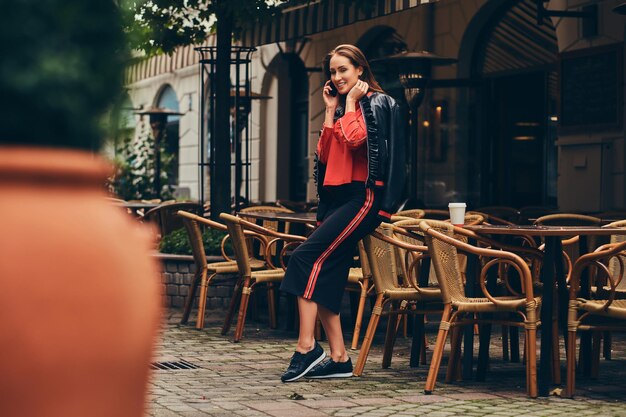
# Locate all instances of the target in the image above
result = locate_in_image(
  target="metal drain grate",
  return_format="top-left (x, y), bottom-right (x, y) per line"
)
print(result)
top-left (150, 360), bottom-right (199, 371)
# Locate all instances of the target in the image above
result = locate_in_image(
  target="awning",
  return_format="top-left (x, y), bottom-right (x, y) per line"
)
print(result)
top-left (241, 0), bottom-right (439, 47)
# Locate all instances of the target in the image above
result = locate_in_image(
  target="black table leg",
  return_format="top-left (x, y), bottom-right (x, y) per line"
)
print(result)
top-left (476, 262), bottom-right (498, 381)
top-left (410, 257), bottom-right (431, 367)
top-left (463, 240), bottom-right (479, 380)
top-left (538, 236), bottom-right (558, 396)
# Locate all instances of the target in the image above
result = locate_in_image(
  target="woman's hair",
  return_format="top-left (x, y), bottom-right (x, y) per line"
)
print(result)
top-left (322, 44), bottom-right (384, 94)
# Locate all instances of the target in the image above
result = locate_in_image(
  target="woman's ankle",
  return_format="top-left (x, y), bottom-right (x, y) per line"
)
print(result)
top-left (295, 339), bottom-right (316, 354)
top-left (331, 352), bottom-right (349, 363)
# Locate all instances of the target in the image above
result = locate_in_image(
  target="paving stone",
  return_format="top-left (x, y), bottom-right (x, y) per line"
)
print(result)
top-left (147, 311), bottom-right (626, 417)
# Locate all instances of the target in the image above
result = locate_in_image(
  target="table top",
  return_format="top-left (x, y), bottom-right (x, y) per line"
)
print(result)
top-left (464, 224), bottom-right (626, 237)
top-left (238, 211), bottom-right (317, 224)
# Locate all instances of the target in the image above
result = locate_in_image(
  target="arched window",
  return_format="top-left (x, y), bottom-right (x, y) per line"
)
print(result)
top-left (155, 85), bottom-right (180, 185)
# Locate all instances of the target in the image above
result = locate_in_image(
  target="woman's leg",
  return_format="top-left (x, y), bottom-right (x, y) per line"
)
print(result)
top-left (318, 304), bottom-right (349, 362)
top-left (296, 297), bottom-right (318, 353)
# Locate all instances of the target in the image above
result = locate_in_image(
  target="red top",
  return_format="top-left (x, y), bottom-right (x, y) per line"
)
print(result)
top-left (316, 103), bottom-right (368, 187)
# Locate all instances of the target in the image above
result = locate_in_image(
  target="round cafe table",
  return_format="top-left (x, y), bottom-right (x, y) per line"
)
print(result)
top-left (465, 224), bottom-right (626, 396)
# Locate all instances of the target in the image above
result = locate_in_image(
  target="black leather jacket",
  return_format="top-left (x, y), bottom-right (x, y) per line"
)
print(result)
top-left (314, 92), bottom-right (406, 221)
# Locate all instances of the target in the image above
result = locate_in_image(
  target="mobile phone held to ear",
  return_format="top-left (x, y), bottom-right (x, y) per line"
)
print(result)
top-left (328, 81), bottom-right (338, 97)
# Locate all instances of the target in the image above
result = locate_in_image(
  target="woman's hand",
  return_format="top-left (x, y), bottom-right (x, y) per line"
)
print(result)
top-left (323, 80), bottom-right (339, 109)
top-left (347, 80), bottom-right (369, 103)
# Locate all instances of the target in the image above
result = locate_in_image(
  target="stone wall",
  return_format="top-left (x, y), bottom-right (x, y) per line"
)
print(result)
top-left (157, 254), bottom-right (237, 309)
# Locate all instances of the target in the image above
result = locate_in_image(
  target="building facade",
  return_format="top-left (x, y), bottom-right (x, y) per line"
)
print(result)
top-left (123, 0), bottom-right (626, 211)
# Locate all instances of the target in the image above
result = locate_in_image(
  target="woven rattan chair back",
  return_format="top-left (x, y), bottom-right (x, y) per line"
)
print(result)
top-left (221, 214), bottom-right (253, 277)
top-left (394, 209), bottom-right (426, 219)
top-left (392, 219), bottom-right (428, 283)
top-left (145, 201), bottom-right (203, 236)
top-left (420, 220), bottom-right (466, 304)
top-left (239, 205), bottom-right (294, 233)
top-left (464, 213), bottom-right (485, 226)
top-left (604, 220), bottom-right (626, 288)
top-left (177, 210), bottom-right (228, 268)
top-left (363, 224), bottom-right (400, 294)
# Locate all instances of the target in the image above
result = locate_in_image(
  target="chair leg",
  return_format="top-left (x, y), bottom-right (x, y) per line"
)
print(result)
top-left (195, 270), bottom-right (212, 330)
top-left (565, 329), bottom-right (577, 398)
top-left (410, 312), bottom-right (426, 367)
top-left (552, 320), bottom-right (561, 385)
top-left (267, 283), bottom-right (277, 329)
top-left (424, 305), bottom-right (452, 394)
top-left (222, 278), bottom-right (243, 335)
top-left (382, 302), bottom-right (400, 369)
top-left (591, 331), bottom-right (601, 379)
top-left (233, 279), bottom-right (252, 342)
top-left (351, 279), bottom-right (370, 350)
top-left (446, 327), bottom-right (462, 383)
top-left (526, 326), bottom-right (538, 398)
top-left (476, 322), bottom-right (493, 382)
top-left (502, 325), bottom-right (510, 361)
top-left (510, 326), bottom-right (520, 362)
top-left (603, 331), bottom-right (612, 360)
top-left (353, 295), bottom-right (384, 377)
top-left (181, 269), bottom-right (202, 324)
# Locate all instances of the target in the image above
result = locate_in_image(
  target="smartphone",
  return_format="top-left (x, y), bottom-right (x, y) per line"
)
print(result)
top-left (328, 81), bottom-right (338, 97)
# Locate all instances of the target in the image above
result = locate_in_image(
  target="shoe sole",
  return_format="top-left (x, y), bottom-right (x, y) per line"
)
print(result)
top-left (282, 351), bottom-right (326, 382)
top-left (306, 372), bottom-right (353, 379)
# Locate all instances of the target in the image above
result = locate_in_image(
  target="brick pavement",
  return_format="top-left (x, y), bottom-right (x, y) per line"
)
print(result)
top-left (147, 309), bottom-right (626, 417)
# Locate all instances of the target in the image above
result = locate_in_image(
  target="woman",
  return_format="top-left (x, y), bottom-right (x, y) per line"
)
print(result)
top-left (280, 44), bottom-right (405, 382)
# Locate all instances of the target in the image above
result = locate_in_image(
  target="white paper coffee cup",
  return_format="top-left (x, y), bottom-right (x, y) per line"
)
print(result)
top-left (448, 202), bottom-right (467, 226)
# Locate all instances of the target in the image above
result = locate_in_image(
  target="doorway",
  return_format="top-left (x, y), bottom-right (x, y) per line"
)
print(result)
top-left (481, 71), bottom-right (556, 207)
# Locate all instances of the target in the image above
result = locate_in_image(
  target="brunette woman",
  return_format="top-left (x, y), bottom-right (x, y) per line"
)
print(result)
top-left (280, 44), bottom-right (405, 382)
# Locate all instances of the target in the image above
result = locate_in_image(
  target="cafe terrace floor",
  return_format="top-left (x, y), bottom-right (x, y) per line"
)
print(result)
top-left (147, 309), bottom-right (626, 417)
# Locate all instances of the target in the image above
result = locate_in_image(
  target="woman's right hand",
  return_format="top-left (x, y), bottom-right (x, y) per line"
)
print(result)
top-left (323, 80), bottom-right (339, 109)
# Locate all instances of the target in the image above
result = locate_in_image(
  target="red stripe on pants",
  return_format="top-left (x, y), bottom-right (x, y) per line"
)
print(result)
top-left (303, 188), bottom-right (374, 299)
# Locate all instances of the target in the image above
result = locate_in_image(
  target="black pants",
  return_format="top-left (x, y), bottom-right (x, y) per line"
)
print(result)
top-left (280, 182), bottom-right (382, 314)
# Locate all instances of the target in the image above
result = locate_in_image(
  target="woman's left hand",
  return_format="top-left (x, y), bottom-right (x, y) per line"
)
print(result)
top-left (347, 80), bottom-right (368, 102)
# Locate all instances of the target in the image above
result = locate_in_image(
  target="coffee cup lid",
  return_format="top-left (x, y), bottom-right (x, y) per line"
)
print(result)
top-left (448, 202), bottom-right (467, 208)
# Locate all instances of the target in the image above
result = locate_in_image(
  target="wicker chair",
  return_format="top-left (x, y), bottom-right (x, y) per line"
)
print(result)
top-left (239, 205), bottom-right (295, 234)
top-left (535, 214), bottom-right (603, 281)
top-left (219, 213), bottom-right (307, 342)
top-left (419, 220), bottom-right (540, 398)
top-left (565, 239), bottom-right (626, 397)
top-left (353, 223), bottom-right (441, 376)
top-left (145, 201), bottom-right (203, 237)
top-left (394, 209), bottom-right (426, 219)
top-left (176, 211), bottom-right (266, 330)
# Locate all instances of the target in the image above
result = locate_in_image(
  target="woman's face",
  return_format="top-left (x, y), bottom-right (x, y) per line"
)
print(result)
top-left (329, 54), bottom-right (363, 96)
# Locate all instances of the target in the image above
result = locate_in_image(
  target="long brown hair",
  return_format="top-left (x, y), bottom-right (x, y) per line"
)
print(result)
top-left (322, 44), bottom-right (384, 94)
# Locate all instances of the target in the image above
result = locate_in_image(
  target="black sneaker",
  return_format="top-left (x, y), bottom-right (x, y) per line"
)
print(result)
top-left (280, 341), bottom-right (326, 382)
top-left (305, 357), bottom-right (353, 379)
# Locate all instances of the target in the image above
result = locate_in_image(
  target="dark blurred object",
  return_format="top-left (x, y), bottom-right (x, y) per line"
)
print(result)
top-left (0, 0), bottom-right (127, 151)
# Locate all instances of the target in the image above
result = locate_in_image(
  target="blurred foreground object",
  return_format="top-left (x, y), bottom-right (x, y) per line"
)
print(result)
top-left (0, 1), bottom-right (160, 417)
